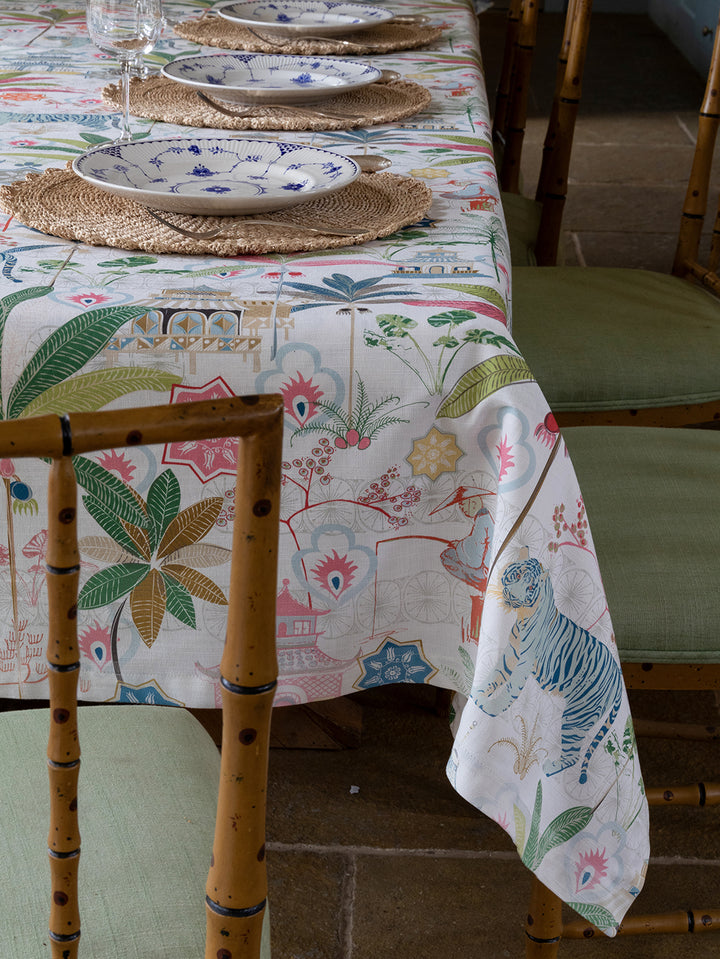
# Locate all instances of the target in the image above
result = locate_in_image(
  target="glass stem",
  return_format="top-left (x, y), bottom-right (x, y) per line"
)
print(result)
top-left (119, 60), bottom-right (132, 141)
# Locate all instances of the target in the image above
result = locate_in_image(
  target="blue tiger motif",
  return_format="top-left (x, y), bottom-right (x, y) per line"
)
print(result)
top-left (474, 556), bottom-right (622, 784)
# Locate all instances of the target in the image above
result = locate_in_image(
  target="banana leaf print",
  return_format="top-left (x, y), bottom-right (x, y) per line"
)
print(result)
top-left (566, 903), bottom-right (618, 933)
top-left (431, 282), bottom-right (508, 324)
top-left (79, 468), bottom-right (230, 650)
top-left (520, 780), bottom-right (593, 872)
top-left (0, 289), bottom-right (180, 685)
top-left (437, 355), bottom-right (535, 418)
top-left (7, 303), bottom-right (156, 419)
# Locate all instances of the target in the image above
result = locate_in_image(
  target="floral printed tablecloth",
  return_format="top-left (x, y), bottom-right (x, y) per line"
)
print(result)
top-left (0, 0), bottom-right (649, 933)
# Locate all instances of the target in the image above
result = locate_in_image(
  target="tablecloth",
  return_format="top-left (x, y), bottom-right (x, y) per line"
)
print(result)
top-left (0, 0), bottom-right (649, 933)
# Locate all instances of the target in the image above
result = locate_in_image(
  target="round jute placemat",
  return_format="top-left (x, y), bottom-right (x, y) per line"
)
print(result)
top-left (103, 76), bottom-right (431, 131)
top-left (172, 14), bottom-right (444, 55)
top-left (0, 165), bottom-right (433, 256)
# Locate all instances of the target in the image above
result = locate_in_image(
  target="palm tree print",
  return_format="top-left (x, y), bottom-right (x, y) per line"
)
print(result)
top-left (78, 466), bottom-right (230, 681)
top-left (282, 272), bottom-right (417, 414)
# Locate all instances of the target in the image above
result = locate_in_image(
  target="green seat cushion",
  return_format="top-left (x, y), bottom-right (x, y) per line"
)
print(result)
top-left (512, 268), bottom-right (720, 412)
top-left (501, 191), bottom-right (542, 266)
top-left (0, 705), bottom-right (270, 958)
top-left (563, 426), bottom-right (720, 663)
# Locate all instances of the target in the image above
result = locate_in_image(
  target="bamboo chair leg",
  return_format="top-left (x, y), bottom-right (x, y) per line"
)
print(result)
top-left (535, 0), bottom-right (580, 204)
top-left (492, 0), bottom-right (523, 149)
top-left (205, 415), bottom-right (282, 959)
top-left (500, 0), bottom-right (540, 193)
top-left (526, 878), bottom-right (563, 958)
top-left (46, 456), bottom-right (82, 959)
top-left (673, 12), bottom-right (720, 278)
top-left (534, 0), bottom-right (593, 266)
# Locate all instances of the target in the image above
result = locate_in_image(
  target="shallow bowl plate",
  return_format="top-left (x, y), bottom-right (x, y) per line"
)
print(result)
top-left (162, 53), bottom-right (381, 104)
top-left (71, 136), bottom-right (360, 215)
top-left (215, 0), bottom-right (396, 36)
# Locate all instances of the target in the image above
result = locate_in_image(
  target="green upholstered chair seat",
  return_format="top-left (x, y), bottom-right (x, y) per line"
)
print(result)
top-left (501, 191), bottom-right (542, 266)
top-left (563, 426), bottom-right (720, 663)
top-left (512, 268), bottom-right (720, 412)
top-left (0, 704), bottom-right (271, 958)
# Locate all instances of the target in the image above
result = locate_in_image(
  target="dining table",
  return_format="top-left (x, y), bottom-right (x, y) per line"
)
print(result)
top-left (0, 0), bottom-right (649, 938)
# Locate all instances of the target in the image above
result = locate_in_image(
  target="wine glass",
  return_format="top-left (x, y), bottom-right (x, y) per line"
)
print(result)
top-left (87, 0), bottom-right (163, 142)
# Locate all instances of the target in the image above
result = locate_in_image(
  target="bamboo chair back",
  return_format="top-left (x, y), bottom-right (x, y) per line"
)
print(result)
top-left (495, 0), bottom-right (593, 266)
top-left (671, 11), bottom-right (720, 295)
top-left (0, 395), bottom-right (283, 959)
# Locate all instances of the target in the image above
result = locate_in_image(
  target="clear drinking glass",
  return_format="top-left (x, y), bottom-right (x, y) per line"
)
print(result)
top-left (86, 0), bottom-right (163, 141)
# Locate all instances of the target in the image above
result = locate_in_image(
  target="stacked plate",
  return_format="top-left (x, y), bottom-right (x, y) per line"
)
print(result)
top-left (214, 0), bottom-right (398, 36)
top-left (161, 51), bottom-right (382, 105)
top-left (71, 137), bottom-right (360, 215)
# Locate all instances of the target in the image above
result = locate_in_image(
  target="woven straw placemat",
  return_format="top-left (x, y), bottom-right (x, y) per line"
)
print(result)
top-left (0, 165), bottom-right (433, 256)
top-left (103, 76), bottom-right (431, 131)
top-left (173, 13), bottom-right (443, 54)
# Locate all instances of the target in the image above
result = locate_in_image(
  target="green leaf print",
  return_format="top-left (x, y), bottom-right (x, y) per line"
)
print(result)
top-left (437, 355), bottom-right (535, 418)
top-left (519, 780), bottom-right (594, 871)
top-left (74, 458), bottom-right (147, 527)
top-left (521, 781), bottom-right (544, 870)
top-left (20, 369), bottom-right (177, 417)
top-left (514, 804), bottom-right (527, 856)
top-left (147, 471), bottom-right (182, 553)
top-left (84, 496), bottom-right (147, 560)
top-left (534, 806), bottom-right (594, 869)
top-left (427, 309), bottom-right (477, 328)
top-left (162, 573), bottom-right (197, 629)
top-left (7, 304), bottom-right (143, 419)
top-left (377, 313), bottom-right (418, 337)
top-left (431, 283), bottom-right (508, 319)
top-left (78, 563), bottom-right (150, 610)
top-left (566, 903), bottom-right (618, 932)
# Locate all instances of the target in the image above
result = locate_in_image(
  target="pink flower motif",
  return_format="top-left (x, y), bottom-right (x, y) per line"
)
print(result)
top-left (280, 372), bottom-right (323, 427)
top-left (78, 621), bottom-right (113, 672)
top-left (163, 377), bottom-right (242, 481)
top-left (334, 429), bottom-right (371, 450)
top-left (68, 292), bottom-right (112, 307)
top-left (496, 434), bottom-right (515, 480)
top-left (534, 413), bottom-right (560, 448)
top-left (0, 459), bottom-right (15, 479)
top-left (310, 550), bottom-right (358, 599)
top-left (574, 848), bottom-right (608, 893)
top-left (97, 449), bottom-right (135, 484)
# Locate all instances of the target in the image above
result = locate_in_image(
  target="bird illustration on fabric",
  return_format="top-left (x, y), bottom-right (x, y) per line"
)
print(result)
top-left (430, 485), bottom-right (496, 641)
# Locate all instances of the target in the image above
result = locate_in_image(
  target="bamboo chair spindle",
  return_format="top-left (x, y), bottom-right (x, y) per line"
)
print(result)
top-left (533, 0), bottom-right (592, 266)
top-left (534, 0), bottom-right (579, 204)
top-left (493, 0), bottom-right (593, 266)
top-left (499, 0), bottom-right (540, 194)
top-left (6, 395), bottom-right (284, 959)
top-left (673, 40), bottom-right (720, 282)
top-left (46, 455), bottom-right (82, 959)
top-left (492, 0), bottom-right (523, 151)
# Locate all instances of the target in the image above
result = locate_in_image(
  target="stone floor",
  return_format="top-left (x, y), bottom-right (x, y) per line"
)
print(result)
top-left (265, 8), bottom-right (720, 958)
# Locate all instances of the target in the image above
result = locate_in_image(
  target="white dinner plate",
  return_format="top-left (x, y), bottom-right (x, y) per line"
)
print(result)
top-left (71, 137), bottom-right (360, 216)
top-left (162, 53), bottom-right (382, 105)
top-left (214, 0), bottom-right (396, 36)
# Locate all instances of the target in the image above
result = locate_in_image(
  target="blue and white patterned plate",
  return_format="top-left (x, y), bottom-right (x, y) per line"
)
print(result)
top-left (215, 0), bottom-right (396, 37)
top-left (71, 136), bottom-right (360, 215)
top-left (162, 53), bottom-right (382, 104)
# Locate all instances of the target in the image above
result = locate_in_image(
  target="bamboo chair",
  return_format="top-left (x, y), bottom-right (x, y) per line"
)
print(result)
top-left (511, 8), bottom-right (720, 429)
top-left (0, 394), bottom-right (283, 959)
top-left (524, 423), bottom-right (720, 955)
top-left (493, 0), bottom-right (593, 266)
